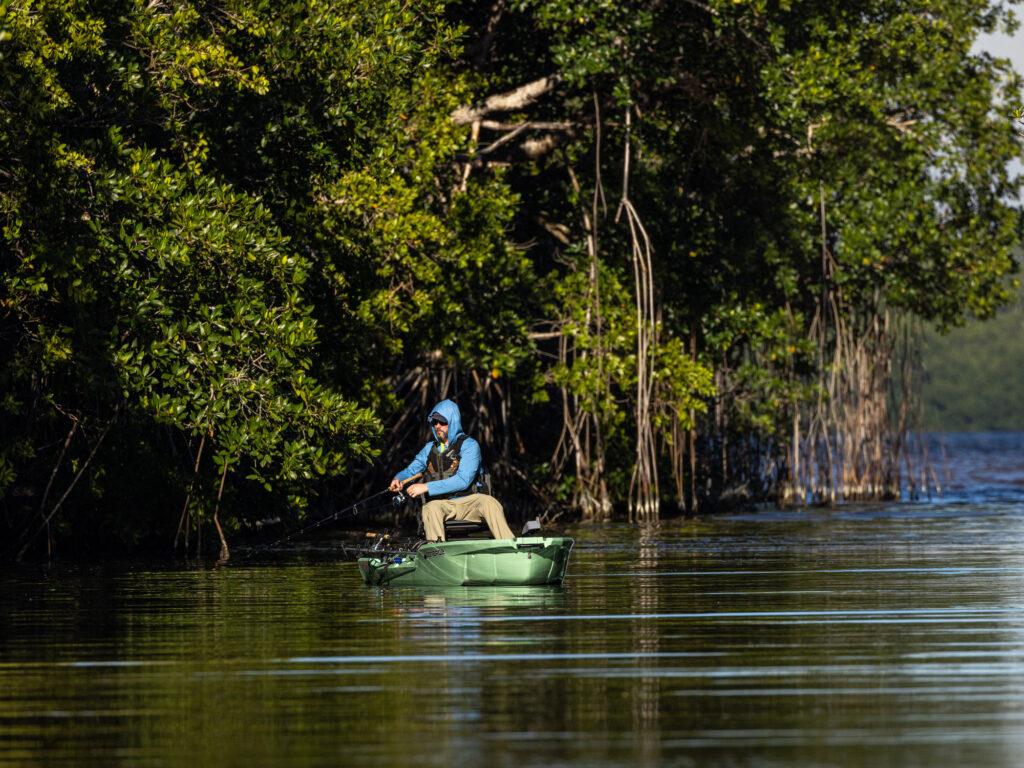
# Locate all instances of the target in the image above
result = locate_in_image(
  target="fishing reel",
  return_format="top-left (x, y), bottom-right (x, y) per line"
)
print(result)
top-left (391, 491), bottom-right (407, 506)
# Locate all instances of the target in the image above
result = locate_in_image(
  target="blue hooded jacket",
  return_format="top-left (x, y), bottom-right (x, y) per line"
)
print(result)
top-left (394, 399), bottom-right (482, 499)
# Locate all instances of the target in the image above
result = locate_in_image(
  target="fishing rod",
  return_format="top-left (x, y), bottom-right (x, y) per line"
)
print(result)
top-left (241, 473), bottom-right (422, 560)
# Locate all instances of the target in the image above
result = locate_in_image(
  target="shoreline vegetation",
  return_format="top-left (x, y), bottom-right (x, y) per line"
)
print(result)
top-left (2, 0), bottom-right (1022, 561)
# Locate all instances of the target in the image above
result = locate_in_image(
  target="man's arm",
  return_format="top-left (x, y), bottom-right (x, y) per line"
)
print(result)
top-left (425, 438), bottom-right (481, 497)
top-left (394, 442), bottom-right (432, 483)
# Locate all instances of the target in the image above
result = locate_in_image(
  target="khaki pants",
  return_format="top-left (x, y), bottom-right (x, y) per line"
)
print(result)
top-left (422, 494), bottom-right (515, 541)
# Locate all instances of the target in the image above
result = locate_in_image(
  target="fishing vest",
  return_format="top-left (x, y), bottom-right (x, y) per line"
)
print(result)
top-left (425, 435), bottom-right (491, 500)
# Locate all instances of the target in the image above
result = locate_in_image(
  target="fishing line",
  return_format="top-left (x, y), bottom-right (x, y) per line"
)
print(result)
top-left (240, 474), bottom-right (422, 561)
top-left (239, 488), bottom-right (393, 561)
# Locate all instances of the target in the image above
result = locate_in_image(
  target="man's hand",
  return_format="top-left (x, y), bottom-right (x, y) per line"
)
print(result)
top-left (406, 483), bottom-right (429, 498)
top-left (388, 477), bottom-right (402, 492)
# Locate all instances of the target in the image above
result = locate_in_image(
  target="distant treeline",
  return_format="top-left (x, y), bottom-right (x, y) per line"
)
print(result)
top-left (923, 278), bottom-right (1024, 432)
top-left (2, 0), bottom-right (1021, 559)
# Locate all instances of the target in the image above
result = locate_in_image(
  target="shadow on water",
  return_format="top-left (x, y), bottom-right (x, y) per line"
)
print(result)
top-left (4, 433), bottom-right (1024, 766)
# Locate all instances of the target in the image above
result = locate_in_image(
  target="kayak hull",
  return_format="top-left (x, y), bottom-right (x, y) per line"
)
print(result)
top-left (357, 537), bottom-right (574, 587)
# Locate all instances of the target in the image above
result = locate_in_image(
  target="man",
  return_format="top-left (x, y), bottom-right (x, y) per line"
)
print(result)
top-left (389, 399), bottom-right (514, 541)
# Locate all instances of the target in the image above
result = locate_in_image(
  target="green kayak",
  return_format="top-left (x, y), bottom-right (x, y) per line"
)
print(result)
top-left (357, 536), bottom-right (574, 587)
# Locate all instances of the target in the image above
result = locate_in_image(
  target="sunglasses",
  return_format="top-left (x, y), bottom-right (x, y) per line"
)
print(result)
top-left (430, 418), bottom-right (447, 426)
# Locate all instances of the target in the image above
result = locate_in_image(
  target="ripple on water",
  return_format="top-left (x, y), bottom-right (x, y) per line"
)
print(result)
top-left (6, 437), bottom-right (1024, 765)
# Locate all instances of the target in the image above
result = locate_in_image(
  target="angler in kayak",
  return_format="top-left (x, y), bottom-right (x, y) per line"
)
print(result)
top-left (389, 399), bottom-right (514, 542)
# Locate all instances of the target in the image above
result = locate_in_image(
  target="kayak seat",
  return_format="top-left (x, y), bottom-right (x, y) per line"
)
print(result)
top-left (442, 518), bottom-right (543, 540)
top-left (443, 519), bottom-right (492, 540)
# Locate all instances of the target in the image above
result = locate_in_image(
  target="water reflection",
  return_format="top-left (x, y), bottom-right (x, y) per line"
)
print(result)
top-left (379, 584), bottom-right (568, 611)
top-left (6, 437), bottom-right (1024, 765)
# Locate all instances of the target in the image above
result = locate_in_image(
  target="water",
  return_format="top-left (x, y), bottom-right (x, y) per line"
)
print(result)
top-left (4, 432), bottom-right (1024, 766)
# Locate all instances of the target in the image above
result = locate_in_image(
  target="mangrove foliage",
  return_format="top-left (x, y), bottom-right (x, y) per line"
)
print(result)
top-left (1, 0), bottom-right (1022, 558)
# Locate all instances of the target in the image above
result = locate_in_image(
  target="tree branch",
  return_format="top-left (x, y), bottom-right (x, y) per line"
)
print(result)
top-left (452, 74), bottom-right (563, 125)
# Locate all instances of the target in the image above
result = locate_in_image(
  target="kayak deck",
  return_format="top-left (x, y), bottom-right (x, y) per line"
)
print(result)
top-left (357, 536), bottom-right (574, 587)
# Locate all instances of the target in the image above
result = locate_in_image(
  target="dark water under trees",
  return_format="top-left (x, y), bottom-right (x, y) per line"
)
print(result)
top-left (4, 432), bottom-right (1024, 767)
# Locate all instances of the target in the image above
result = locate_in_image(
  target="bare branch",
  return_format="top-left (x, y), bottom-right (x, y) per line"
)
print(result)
top-left (521, 134), bottom-right (562, 158)
top-left (452, 74), bottom-right (563, 125)
top-left (479, 120), bottom-right (577, 131)
top-left (17, 404), bottom-right (122, 559)
top-left (886, 117), bottom-right (919, 134)
top-left (477, 121), bottom-right (533, 155)
top-left (469, 0), bottom-right (507, 69)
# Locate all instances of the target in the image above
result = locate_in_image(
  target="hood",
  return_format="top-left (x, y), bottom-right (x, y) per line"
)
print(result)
top-left (429, 399), bottom-right (464, 445)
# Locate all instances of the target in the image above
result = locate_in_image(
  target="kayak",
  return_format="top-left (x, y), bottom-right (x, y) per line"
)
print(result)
top-left (357, 536), bottom-right (574, 587)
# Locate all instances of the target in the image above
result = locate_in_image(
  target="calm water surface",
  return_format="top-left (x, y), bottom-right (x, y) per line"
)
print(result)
top-left (4, 432), bottom-right (1024, 766)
